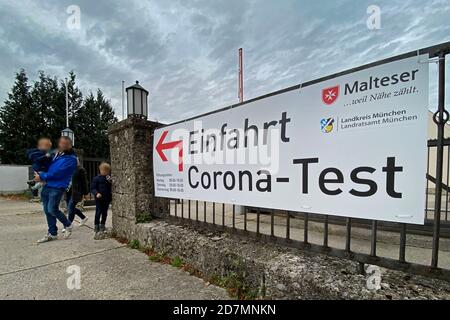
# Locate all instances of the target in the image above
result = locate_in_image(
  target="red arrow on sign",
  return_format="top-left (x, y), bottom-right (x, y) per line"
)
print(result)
top-left (156, 130), bottom-right (183, 172)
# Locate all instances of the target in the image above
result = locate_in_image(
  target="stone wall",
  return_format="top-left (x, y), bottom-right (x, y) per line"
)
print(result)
top-left (108, 118), bottom-right (168, 236)
top-left (122, 219), bottom-right (450, 300)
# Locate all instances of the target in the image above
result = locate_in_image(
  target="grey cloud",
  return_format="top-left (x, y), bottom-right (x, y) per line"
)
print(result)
top-left (0, 0), bottom-right (449, 123)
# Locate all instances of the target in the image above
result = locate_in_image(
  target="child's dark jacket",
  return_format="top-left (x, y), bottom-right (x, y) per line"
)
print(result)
top-left (26, 148), bottom-right (53, 172)
top-left (91, 175), bottom-right (112, 202)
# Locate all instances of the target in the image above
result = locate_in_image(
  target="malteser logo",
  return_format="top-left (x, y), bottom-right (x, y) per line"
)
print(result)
top-left (322, 86), bottom-right (339, 105)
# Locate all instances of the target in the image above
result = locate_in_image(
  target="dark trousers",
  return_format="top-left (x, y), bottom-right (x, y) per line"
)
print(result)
top-left (95, 199), bottom-right (110, 226)
top-left (66, 193), bottom-right (86, 222)
top-left (41, 186), bottom-right (71, 236)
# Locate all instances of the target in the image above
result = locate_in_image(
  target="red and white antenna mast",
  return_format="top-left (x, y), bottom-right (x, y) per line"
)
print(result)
top-left (238, 48), bottom-right (244, 103)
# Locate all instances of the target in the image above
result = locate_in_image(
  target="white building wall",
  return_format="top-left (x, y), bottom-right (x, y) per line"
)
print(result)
top-left (0, 165), bottom-right (30, 194)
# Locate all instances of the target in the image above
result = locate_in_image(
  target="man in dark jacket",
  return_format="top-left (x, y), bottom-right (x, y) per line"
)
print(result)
top-left (34, 136), bottom-right (77, 243)
top-left (66, 159), bottom-right (89, 224)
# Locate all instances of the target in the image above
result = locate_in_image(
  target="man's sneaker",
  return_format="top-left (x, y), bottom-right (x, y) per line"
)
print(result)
top-left (37, 234), bottom-right (57, 243)
top-left (79, 217), bottom-right (89, 226)
top-left (100, 224), bottom-right (106, 232)
top-left (63, 225), bottom-right (73, 239)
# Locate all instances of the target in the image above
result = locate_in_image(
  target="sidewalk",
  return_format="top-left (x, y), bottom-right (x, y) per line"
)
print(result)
top-left (0, 198), bottom-right (228, 300)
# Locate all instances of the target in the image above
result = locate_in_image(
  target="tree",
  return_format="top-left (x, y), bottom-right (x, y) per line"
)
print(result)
top-left (0, 69), bottom-right (116, 164)
top-left (66, 71), bottom-right (83, 130)
top-left (43, 71), bottom-right (83, 142)
top-left (73, 89), bottom-right (117, 158)
top-left (0, 70), bottom-right (35, 164)
top-left (30, 71), bottom-right (61, 141)
top-left (95, 89), bottom-right (117, 158)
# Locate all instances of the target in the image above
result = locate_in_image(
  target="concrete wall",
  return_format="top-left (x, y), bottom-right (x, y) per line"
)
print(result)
top-left (0, 165), bottom-right (30, 194)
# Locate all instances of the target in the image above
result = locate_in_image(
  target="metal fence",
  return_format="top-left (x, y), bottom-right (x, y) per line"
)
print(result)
top-left (426, 139), bottom-right (450, 224)
top-left (160, 186), bottom-right (449, 281)
top-left (151, 43), bottom-right (450, 281)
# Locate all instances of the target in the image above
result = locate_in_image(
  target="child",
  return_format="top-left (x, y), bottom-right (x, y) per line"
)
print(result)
top-left (91, 162), bottom-right (112, 237)
top-left (26, 138), bottom-right (53, 191)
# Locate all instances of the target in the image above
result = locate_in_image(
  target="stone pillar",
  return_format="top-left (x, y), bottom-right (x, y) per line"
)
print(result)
top-left (108, 117), bottom-right (168, 237)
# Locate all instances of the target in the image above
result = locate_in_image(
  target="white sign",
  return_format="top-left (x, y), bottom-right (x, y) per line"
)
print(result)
top-left (153, 55), bottom-right (429, 224)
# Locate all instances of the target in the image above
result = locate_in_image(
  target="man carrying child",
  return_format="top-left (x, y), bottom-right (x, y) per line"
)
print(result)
top-left (34, 136), bottom-right (77, 243)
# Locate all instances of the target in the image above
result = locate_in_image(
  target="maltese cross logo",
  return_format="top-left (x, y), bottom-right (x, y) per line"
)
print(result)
top-left (322, 85), bottom-right (340, 105)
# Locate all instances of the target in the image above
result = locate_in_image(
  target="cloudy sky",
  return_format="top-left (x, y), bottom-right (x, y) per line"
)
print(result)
top-left (0, 0), bottom-right (449, 123)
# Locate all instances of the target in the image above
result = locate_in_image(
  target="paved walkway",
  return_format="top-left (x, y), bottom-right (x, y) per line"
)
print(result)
top-left (0, 198), bottom-right (228, 300)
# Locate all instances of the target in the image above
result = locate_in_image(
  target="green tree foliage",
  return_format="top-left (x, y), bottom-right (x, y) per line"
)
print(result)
top-left (0, 69), bottom-right (117, 164)
top-left (30, 71), bottom-right (61, 140)
top-left (66, 71), bottom-right (84, 130)
top-left (73, 89), bottom-right (117, 159)
top-left (0, 70), bottom-right (34, 164)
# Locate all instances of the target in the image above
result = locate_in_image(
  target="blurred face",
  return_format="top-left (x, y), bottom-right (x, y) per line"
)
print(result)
top-left (37, 139), bottom-right (52, 151)
top-left (99, 163), bottom-right (111, 176)
top-left (99, 166), bottom-right (111, 176)
top-left (58, 137), bottom-right (72, 152)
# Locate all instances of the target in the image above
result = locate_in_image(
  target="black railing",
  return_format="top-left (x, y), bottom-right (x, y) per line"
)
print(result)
top-left (160, 198), bottom-right (450, 281)
top-left (425, 140), bottom-right (450, 223)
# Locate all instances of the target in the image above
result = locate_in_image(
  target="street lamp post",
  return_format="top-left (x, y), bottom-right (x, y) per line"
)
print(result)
top-left (65, 78), bottom-right (69, 128)
top-left (61, 127), bottom-right (75, 145)
top-left (122, 80), bottom-right (125, 120)
top-left (126, 81), bottom-right (149, 119)
top-left (61, 77), bottom-right (75, 145)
